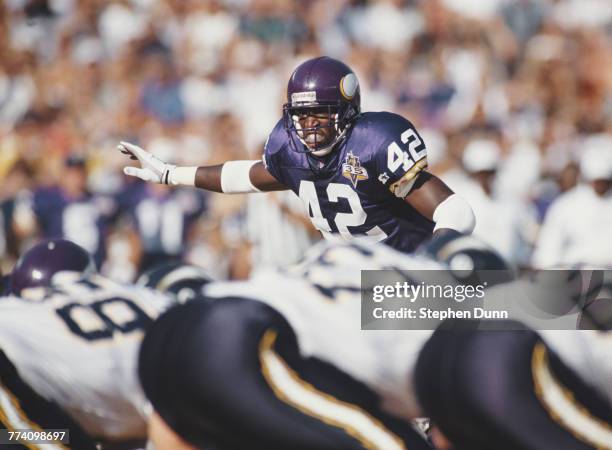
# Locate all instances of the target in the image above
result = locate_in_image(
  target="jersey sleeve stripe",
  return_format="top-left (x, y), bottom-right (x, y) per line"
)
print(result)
top-left (388, 157), bottom-right (427, 196)
top-left (532, 342), bottom-right (612, 447)
top-left (0, 382), bottom-right (68, 450)
top-left (259, 329), bottom-right (407, 450)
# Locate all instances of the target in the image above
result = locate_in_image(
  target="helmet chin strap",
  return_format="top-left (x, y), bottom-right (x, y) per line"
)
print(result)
top-left (311, 127), bottom-right (348, 156)
top-left (310, 145), bottom-right (335, 157)
top-left (292, 113), bottom-right (348, 157)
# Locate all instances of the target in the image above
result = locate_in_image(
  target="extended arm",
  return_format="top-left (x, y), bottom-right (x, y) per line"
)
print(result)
top-left (404, 172), bottom-right (475, 236)
top-left (118, 142), bottom-right (287, 193)
top-left (193, 161), bottom-right (287, 192)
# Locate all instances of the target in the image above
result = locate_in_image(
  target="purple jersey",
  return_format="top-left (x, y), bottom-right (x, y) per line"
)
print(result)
top-left (263, 111), bottom-right (433, 253)
top-left (33, 187), bottom-right (116, 265)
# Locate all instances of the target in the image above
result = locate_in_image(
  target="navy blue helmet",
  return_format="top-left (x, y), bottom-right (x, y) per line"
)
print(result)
top-left (10, 239), bottom-right (96, 296)
top-left (283, 56), bottom-right (360, 156)
top-left (136, 262), bottom-right (212, 302)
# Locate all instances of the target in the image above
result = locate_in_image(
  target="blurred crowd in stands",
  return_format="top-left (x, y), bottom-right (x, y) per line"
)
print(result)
top-left (0, 0), bottom-right (611, 279)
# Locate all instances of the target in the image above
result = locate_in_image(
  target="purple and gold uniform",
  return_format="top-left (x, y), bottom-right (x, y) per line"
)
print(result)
top-left (264, 111), bottom-right (433, 253)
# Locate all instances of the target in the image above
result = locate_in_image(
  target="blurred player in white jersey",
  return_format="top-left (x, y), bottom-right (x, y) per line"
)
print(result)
top-left (0, 239), bottom-right (191, 448)
top-left (0, 345), bottom-right (97, 449)
top-left (140, 233), bottom-right (612, 450)
top-left (138, 233), bottom-right (513, 450)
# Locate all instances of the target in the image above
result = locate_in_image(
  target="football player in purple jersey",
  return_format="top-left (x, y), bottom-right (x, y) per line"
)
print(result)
top-left (119, 57), bottom-right (475, 253)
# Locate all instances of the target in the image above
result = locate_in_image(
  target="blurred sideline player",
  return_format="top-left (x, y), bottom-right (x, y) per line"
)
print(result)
top-left (118, 57), bottom-right (475, 252)
top-left (0, 239), bottom-right (186, 448)
top-left (138, 234), bottom-right (510, 450)
top-left (416, 322), bottom-right (612, 450)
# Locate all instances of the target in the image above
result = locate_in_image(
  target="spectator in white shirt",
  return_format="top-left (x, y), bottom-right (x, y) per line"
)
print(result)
top-left (532, 137), bottom-right (612, 268)
top-left (444, 139), bottom-right (536, 265)
top-left (246, 190), bottom-right (318, 270)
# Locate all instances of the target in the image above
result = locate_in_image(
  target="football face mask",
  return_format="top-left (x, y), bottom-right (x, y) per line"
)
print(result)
top-left (283, 57), bottom-right (361, 157)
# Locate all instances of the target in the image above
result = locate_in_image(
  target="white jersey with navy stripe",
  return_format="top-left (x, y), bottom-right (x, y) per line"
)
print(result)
top-left (540, 330), bottom-right (612, 407)
top-left (0, 274), bottom-right (177, 440)
top-left (205, 241), bottom-right (612, 421)
top-left (204, 241), bottom-right (446, 420)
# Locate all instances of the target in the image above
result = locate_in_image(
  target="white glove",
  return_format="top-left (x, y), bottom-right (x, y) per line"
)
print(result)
top-left (118, 141), bottom-right (175, 184)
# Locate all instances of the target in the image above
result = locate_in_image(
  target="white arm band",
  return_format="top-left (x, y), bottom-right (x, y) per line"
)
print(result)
top-left (220, 160), bottom-right (261, 194)
top-left (432, 194), bottom-right (476, 234)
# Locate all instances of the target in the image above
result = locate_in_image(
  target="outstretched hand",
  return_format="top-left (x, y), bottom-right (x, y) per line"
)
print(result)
top-left (118, 141), bottom-right (175, 184)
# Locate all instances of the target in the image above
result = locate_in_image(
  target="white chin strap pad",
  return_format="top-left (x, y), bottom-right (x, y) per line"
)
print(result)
top-left (311, 144), bottom-right (335, 157)
top-left (432, 194), bottom-right (476, 234)
top-left (220, 160), bottom-right (261, 194)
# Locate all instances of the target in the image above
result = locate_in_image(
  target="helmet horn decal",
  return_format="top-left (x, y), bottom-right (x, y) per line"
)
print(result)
top-left (339, 73), bottom-right (358, 100)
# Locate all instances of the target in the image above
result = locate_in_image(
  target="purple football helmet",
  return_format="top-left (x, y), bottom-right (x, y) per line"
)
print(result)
top-left (10, 239), bottom-right (96, 296)
top-left (283, 56), bottom-right (361, 156)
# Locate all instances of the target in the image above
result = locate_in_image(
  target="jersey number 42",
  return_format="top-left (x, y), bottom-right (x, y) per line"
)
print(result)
top-left (298, 181), bottom-right (387, 242)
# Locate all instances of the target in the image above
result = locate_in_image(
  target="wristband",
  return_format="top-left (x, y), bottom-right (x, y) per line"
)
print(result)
top-left (168, 166), bottom-right (198, 186)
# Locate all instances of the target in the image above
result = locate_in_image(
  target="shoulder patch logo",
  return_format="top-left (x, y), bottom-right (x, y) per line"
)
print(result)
top-left (342, 151), bottom-right (369, 188)
top-left (378, 172), bottom-right (390, 184)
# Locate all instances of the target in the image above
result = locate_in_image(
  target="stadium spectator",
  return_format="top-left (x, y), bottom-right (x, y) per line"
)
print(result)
top-left (532, 136), bottom-right (612, 268)
top-left (0, 0), bottom-right (611, 274)
top-left (246, 190), bottom-right (318, 268)
top-left (443, 138), bottom-right (537, 265)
